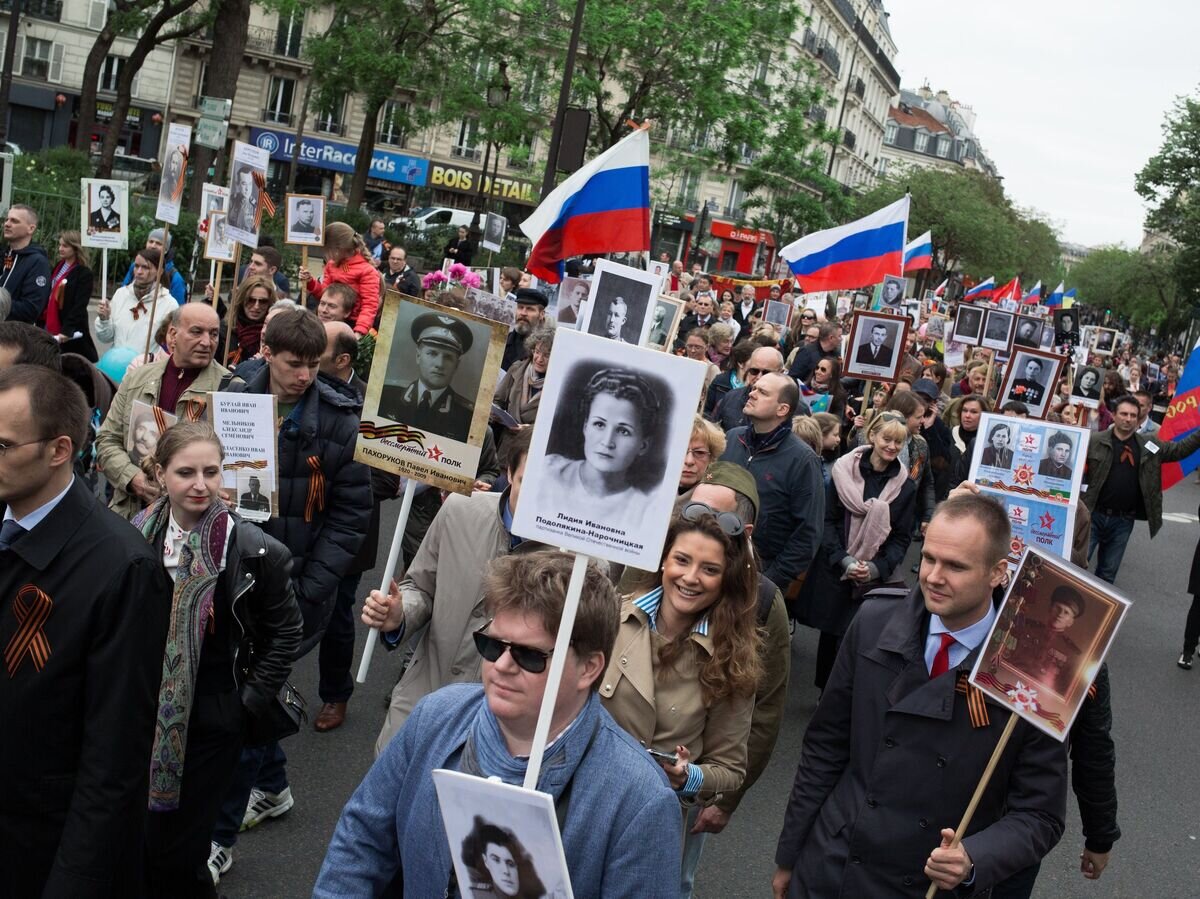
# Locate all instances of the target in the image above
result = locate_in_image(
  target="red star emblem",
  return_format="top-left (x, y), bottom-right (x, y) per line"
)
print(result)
top-left (1010, 534), bottom-right (1026, 556)
top-left (1038, 511), bottom-right (1056, 530)
top-left (426, 445), bottom-right (443, 461)
top-left (1013, 463), bottom-right (1035, 485)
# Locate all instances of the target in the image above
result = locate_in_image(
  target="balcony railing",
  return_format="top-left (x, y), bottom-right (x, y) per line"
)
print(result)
top-left (843, 129), bottom-right (857, 151)
top-left (818, 40), bottom-right (841, 76)
top-left (0, 0), bottom-right (60, 20)
top-left (802, 28), bottom-right (818, 54)
top-left (807, 105), bottom-right (828, 124)
top-left (853, 77), bottom-right (866, 99)
top-left (314, 119), bottom-right (346, 136)
top-left (262, 108), bottom-right (293, 126)
top-left (451, 145), bottom-right (482, 162)
top-left (243, 24), bottom-right (303, 59)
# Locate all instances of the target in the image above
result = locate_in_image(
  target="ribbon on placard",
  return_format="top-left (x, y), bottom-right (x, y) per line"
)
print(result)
top-left (974, 671), bottom-right (1067, 732)
top-left (170, 147), bottom-right (188, 204)
top-left (252, 171), bottom-right (277, 230)
top-left (358, 420), bottom-right (425, 447)
top-left (5, 585), bottom-right (53, 677)
top-left (223, 459), bottom-right (268, 473)
top-left (152, 406), bottom-right (171, 434)
top-left (304, 455), bottom-right (325, 523)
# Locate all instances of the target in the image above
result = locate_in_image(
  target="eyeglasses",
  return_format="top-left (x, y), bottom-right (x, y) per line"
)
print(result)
top-left (244, 295), bottom-right (273, 306)
top-left (681, 501), bottom-right (746, 537)
top-left (0, 437), bottom-right (48, 457)
top-left (800, 313), bottom-right (816, 320)
top-left (746, 367), bottom-right (774, 377)
top-left (473, 623), bottom-right (556, 674)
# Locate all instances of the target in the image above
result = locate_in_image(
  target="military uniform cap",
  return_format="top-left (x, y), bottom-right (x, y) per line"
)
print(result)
top-left (412, 312), bottom-right (473, 355)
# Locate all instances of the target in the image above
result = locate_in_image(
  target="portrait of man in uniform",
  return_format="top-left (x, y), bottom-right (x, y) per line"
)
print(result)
top-left (1005, 585), bottom-right (1086, 696)
top-left (239, 475), bottom-right (270, 513)
top-left (379, 311), bottom-right (478, 443)
top-left (1038, 431), bottom-right (1074, 479)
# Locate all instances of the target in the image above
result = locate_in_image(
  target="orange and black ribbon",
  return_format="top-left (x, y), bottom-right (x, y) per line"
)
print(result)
top-left (5, 585), bottom-right (53, 677)
top-left (170, 146), bottom-right (188, 204)
top-left (956, 671), bottom-right (991, 729)
top-left (304, 455), bottom-right (325, 523)
top-left (252, 171), bottom-right (277, 230)
top-left (358, 420), bottom-right (425, 447)
top-left (223, 459), bottom-right (269, 472)
top-left (152, 406), bottom-right (171, 434)
top-left (184, 399), bottom-right (206, 423)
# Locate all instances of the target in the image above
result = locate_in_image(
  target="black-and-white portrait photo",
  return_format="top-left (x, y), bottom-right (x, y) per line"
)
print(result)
top-left (204, 211), bottom-right (238, 263)
top-left (481, 212), bottom-right (507, 253)
top-left (926, 315), bottom-right (947, 340)
top-left (236, 471), bottom-right (271, 518)
top-left (1093, 328), bottom-right (1117, 356)
top-left (81, 178), bottom-right (129, 250)
top-left (844, 311), bottom-right (909, 382)
top-left (433, 771), bottom-right (571, 899)
top-left (555, 276), bottom-right (590, 327)
top-left (225, 140), bottom-right (271, 248)
top-left (764, 299), bottom-right (791, 328)
top-left (1000, 349), bottom-right (1063, 419)
top-left (579, 259), bottom-right (660, 345)
top-left (1070, 364), bottom-right (1103, 409)
top-left (982, 309), bottom-right (1015, 352)
top-left (285, 194), bottom-right (325, 246)
top-left (1013, 315), bottom-right (1044, 349)
top-left (512, 329), bottom-right (706, 567)
top-left (875, 274), bottom-right (906, 311)
top-left (1038, 431), bottom-right (1075, 480)
top-left (155, 123), bottom-right (191, 225)
top-left (126, 401), bottom-right (174, 468)
top-left (954, 304), bottom-right (984, 346)
top-left (379, 307), bottom-right (493, 444)
top-left (645, 296), bottom-right (682, 349)
top-left (981, 421), bottom-right (1014, 469)
top-left (1054, 309), bottom-right (1079, 344)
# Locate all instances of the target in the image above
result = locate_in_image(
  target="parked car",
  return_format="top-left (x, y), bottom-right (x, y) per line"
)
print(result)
top-left (390, 206), bottom-right (476, 232)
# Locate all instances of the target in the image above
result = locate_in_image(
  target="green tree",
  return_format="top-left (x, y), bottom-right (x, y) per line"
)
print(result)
top-left (1070, 245), bottom-right (1188, 336)
top-left (1135, 93), bottom-right (1200, 311)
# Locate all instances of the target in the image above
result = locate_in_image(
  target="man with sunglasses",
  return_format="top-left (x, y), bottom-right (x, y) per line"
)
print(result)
top-left (788, 321), bottom-right (842, 383)
top-left (369, 429), bottom-right (540, 755)
top-left (315, 550), bottom-right (680, 898)
top-left (709, 345), bottom-right (785, 432)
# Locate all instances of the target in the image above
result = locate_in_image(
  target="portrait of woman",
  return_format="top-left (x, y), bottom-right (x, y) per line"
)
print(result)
top-left (981, 422), bottom-right (1014, 469)
top-left (460, 817), bottom-right (546, 899)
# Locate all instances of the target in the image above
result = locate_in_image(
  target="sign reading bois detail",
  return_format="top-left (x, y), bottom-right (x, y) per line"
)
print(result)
top-left (355, 291), bottom-right (506, 495)
top-left (512, 328), bottom-right (706, 568)
top-left (209, 392), bottom-right (279, 522)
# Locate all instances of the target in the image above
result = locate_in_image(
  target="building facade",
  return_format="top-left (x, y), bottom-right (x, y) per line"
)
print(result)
top-left (879, 85), bottom-right (1000, 180)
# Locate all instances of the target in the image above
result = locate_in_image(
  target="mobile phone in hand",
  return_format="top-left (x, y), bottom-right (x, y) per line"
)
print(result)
top-left (647, 747), bottom-right (679, 767)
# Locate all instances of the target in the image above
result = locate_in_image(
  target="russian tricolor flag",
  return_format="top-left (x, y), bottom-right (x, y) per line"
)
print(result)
top-left (1045, 282), bottom-right (1065, 307)
top-left (1023, 281), bottom-right (1042, 304)
top-left (963, 276), bottom-right (994, 301)
top-left (1160, 337), bottom-right (1200, 490)
top-left (1063, 288), bottom-right (1077, 309)
top-left (903, 230), bottom-right (933, 272)
top-left (781, 196), bottom-right (909, 293)
top-left (519, 129), bottom-right (651, 283)
top-left (933, 278), bottom-right (948, 297)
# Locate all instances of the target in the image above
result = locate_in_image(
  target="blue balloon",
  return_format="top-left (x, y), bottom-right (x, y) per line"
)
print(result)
top-left (97, 346), bottom-right (140, 384)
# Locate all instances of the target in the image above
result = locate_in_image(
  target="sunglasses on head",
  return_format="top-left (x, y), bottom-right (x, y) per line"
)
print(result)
top-left (473, 623), bottom-right (556, 674)
top-left (680, 501), bottom-right (746, 537)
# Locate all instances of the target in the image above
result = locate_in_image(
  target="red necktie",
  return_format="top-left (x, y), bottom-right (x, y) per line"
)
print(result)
top-left (930, 633), bottom-right (956, 679)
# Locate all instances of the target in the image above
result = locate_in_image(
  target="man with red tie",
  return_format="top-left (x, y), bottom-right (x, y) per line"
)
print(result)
top-left (772, 494), bottom-right (1068, 899)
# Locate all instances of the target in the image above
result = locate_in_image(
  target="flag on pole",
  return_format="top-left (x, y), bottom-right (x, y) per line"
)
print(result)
top-left (781, 196), bottom-right (910, 293)
top-left (1063, 288), bottom-right (1077, 309)
top-left (963, 276), bottom-right (995, 302)
top-left (993, 277), bottom-right (1021, 304)
top-left (520, 128), bottom-right (651, 283)
top-left (903, 230), bottom-right (933, 272)
top-left (1160, 337), bottom-right (1200, 490)
top-left (933, 278), bottom-right (948, 297)
top-left (1045, 282), bottom-right (1065, 308)
top-left (1023, 281), bottom-right (1042, 304)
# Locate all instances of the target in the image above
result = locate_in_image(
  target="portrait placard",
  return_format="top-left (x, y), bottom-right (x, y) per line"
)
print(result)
top-left (555, 276), bottom-right (591, 328)
top-left (981, 309), bottom-right (1015, 353)
top-left (226, 140), bottom-right (271, 248)
top-left (209, 392), bottom-right (279, 522)
top-left (836, 295), bottom-right (852, 318)
top-left (968, 413), bottom-right (1089, 568)
top-left (355, 291), bottom-right (507, 495)
top-left (943, 339), bottom-right (967, 368)
top-left (198, 182), bottom-right (230, 241)
top-left (284, 193), bottom-right (325, 246)
top-left (644, 295), bottom-right (684, 351)
top-left (81, 178), bottom-right (129, 249)
top-left (480, 212), bottom-right (507, 253)
top-left (764, 299), bottom-right (792, 329)
top-left (511, 328), bottom-right (706, 568)
top-left (1012, 314), bottom-right (1046, 350)
top-left (1053, 309), bottom-right (1079, 343)
top-left (577, 259), bottom-right (660, 346)
top-left (843, 310), bottom-right (911, 383)
top-left (463, 286), bottom-right (516, 328)
top-left (203, 212), bottom-right (238, 263)
top-left (997, 347), bottom-right (1065, 419)
top-left (126, 401), bottom-right (176, 469)
top-left (1092, 327), bottom-right (1118, 356)
top-left (647, 258), bottom-right (669, 293)
top-left (872, 274), bottom-right (906, 312)
top-left (155, 122), bottom-right (192, 225)
top-left (969, 548), bottom-right (1131, 741)
top-left (953, 304), bottom-right (984, 346)
top-left (432, 770), bottom-right (573, 899)
top-left (1068, 364), bottom-right (1104, 410)
top-left (925, 314), bottom-right (948, 341)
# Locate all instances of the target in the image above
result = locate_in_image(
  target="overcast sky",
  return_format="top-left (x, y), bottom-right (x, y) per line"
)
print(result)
top-left (886, 2), bottom-right (1200, 250)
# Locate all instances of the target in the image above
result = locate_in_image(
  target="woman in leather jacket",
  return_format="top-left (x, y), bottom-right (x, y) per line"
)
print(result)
top-left (133, 421), bottom-right (302, 897)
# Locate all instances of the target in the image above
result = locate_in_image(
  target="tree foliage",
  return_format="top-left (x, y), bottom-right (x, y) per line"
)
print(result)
top-left (1070, 246), bottom-right (1187, 336)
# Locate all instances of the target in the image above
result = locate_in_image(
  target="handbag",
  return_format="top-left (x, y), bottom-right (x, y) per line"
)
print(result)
top-left (244, 680), bottom-right (308, 747)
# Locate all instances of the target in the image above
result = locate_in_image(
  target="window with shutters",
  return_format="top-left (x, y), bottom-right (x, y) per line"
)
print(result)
top-left (100, 55), bottom-right (124, 91)
top-left (88, 0), bottom-right (109, 29)
top-left (914, 130), bottom-right (929, 153)
top-left (22, 38), bottom-right (52, 79)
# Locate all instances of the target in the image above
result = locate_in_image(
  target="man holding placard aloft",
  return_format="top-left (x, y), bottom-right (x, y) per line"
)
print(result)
top-left (773, 494), bottom-right (1066, 898)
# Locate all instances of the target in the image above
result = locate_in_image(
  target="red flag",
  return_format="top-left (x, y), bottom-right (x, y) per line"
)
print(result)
top-left (993, 277), bottom-right (1020, 304)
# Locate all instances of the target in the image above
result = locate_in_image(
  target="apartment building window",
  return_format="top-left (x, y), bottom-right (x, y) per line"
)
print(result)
top-left (508, 132), bottom-right (534, 170)
top-left (728, 179), bottom-right (746, 217)
top-left (885, 120), bottom-right (898, 144)
top-left (453, 118), bottom-right (480, 160)
top-left (936, 136), bottom-right (950, 158)
top-left (914, 131), bottom-right (929, 153)
top-left (275, 11), bottom-right (303, 57)
top-left (315, 94), bottom-right (346, 135)
top-left (265, 76), bottom-right (295, 125)
top-left (378, 100), bottom-right (409, 147)
top-left (99, 55), bottom-right (124, 92)
top-left (87, 0), bottom-right (109, 29)
top-left (22, 37), bottom-right (56, 80)
top-left (679, 170), bottom-right (699, 209)
top-left (519, 63), bottom-right (545, 108)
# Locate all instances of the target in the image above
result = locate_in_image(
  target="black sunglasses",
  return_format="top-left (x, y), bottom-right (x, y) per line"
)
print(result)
top-left (473, 623), bottom-right (556, 674)
top-left (746, 366), bottom-right (774, 377)
top-left (681, 501), bottom-right (746, 537)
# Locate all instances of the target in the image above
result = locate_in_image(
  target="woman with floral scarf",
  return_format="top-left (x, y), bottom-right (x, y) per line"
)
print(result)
top-left (133, 421), bottom-right (301, 896)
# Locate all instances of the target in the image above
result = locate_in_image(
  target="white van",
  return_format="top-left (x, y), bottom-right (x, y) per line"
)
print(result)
top-left (390, 206), bottom-right (475, 232)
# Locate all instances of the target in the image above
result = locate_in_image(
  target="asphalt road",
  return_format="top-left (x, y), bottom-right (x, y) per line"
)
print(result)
top-left (217, 483), bottom-right (1200, 899)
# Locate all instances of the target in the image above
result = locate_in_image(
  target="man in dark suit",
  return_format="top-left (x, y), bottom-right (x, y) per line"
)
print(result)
top-left (0, 364), bottom-right (172, 897)
top-left (239, 476), bottom-right (270, 512)
top-left (379, 312), bottom-right (476, 442)
top-left (774, 494), bottom-right (1066, 898)
top-left (854, 323), bottom-right (894, 367)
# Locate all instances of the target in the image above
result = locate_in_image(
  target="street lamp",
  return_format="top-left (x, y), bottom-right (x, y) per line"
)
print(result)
top-left (471, 61), bottom-right (512, 240)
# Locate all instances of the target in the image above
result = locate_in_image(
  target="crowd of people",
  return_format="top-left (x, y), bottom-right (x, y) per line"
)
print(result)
top-left (0, 199), bottom-right (1194, 898)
